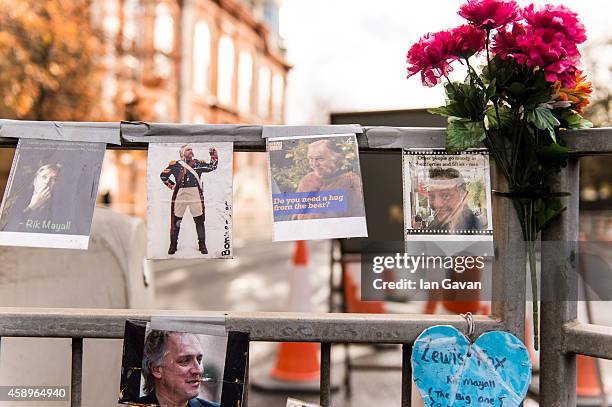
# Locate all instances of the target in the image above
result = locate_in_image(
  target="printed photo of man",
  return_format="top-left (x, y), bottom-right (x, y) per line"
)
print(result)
top-left (5, 163), bottom-right (61, 230)
top-left (140, 330), bottom-right (218, 407)
top-left (294, 139), bottom-right (364, 219)
top-left (160, 145), bottom-right (218, 255)
top-left (425, 167), bottom-right (482, 231)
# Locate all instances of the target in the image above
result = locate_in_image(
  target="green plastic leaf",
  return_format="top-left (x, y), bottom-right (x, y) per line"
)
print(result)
top-left (486, 105), bottom-right (513, 130)
top-left (442, 81), bottom-right (487, 121)
top-left (561, 111), bottom-right (593, 129)
top-left (428, 106), bottom-right (454, 117)
top-left (445, 118), bottom-right (486, 152)
top-left (527, 107), bottom-right (560, 141)
top-left (536, 143), bottom-right (569, 167)
top-left (508, 82), bottom-right (527, 98)
top-left (486, 78), bottom-right (497, 100)
top-left (536, 198), bottom-right (566, 231)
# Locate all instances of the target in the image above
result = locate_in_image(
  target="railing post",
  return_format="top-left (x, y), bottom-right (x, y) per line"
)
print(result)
top-left (491, 164), bottom-right (526, 340)
top-left (401, 344), bottom-right (412, 407)
top-left (71, 338), bottom-right (83, 407)
top-left (540, 158), bottom-right (579, 406)
top-left (320, 342), bottom-right (332, 407)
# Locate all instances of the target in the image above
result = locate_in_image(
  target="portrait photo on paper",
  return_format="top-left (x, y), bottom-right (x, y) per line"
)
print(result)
top-left (403, 150), bottom-right (493, 242)
top-left (147, 143), bottom-right (233, 259)
top-left (267, 133), bottom-right (367, 241)
top-left (118, 320), bottom-right (248, 407)
top-left (0, 138), bottom-right (105, 249)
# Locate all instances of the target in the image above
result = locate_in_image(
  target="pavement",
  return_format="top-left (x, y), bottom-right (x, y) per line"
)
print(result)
top-left (151, 219), bottom-right (612, 407)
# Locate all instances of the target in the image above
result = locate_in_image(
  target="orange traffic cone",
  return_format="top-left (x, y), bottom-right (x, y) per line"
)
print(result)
top-left (575, 233), bottom-right (610, 405)
top-left (442, 262), bottom-right (482, 314)
top-left (252, 241), bottom-right (321, 392)
top-left (343, 260), bottom-right (385, 313)
top-left (576, 354), bottom-right (609, 406)
top-left (422, 261), bottom-right (485, 315)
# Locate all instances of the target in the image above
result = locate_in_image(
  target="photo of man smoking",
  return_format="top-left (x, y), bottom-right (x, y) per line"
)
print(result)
top-left (119, 321), bottom-right (248, 407)
top-left (140, 330), bottom-right (219, 407)
top-left (424, 167), bottom-right (482, 231)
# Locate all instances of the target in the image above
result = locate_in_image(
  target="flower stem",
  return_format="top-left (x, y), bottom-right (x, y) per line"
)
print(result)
top-left (526, 200), bottom-right (539, 350)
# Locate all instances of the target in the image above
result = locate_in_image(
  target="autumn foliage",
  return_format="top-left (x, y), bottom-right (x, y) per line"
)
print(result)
top-left (0, 0), bottom-right (106, 120)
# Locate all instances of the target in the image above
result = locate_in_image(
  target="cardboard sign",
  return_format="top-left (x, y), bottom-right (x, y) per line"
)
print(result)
top-left (411, 326), bottom-right (531, 407)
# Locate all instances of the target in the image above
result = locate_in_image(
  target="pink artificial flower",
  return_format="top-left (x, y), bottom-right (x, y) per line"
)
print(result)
top-left (523, 4), bottom-right (586, 45)
top-left (491, 23), bottom-right (526, 60)
top-left (448, 25), bottom-right (486, 59)
top-left (458, 0), bottom-right (520, 30)
top-left (406, 31), bottom-right (458, 87)
top-left (491, 4), bottom-right (587, 88)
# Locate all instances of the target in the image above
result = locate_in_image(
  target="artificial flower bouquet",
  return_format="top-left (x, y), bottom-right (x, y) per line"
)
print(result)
top-left (406, 0), bottom-right (593, 347)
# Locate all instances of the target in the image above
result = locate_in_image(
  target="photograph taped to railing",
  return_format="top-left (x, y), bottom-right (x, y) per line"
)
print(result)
top-left (403, 150), bottom-right (493, 242)
top-left (267, 133), bottom-right (368, 241)
top-left (0, 138), bottom-right (105, 249)
top-left (147, 143), bottom-right (233, 259)
top-left (119, 320), bottom-right (248, 407)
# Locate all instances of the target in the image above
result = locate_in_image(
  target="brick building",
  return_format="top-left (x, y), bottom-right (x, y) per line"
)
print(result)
top-left (95, 0), bottom-right (289, 124)
top-left (92, 0), bottom-right (290, 237)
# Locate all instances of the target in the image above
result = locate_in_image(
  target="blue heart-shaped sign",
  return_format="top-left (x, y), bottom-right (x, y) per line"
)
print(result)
top-left (412, 326), bottom-right (531, 407)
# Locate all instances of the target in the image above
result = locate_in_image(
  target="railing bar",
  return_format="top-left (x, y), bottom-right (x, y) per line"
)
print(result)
top-left (563, 323), bottom-right (612, 359)
top-left (70, 338), bottom-right (83, 407)
top-left (0, 308), bottom-right (502, 341)
top-left (401, 344), bottom-right (412, 407)
top-left (320, 342), bottom-right (332, 407)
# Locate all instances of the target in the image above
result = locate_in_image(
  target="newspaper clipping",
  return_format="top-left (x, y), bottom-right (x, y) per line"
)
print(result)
top-left (0, 138), bottom-right (105, 249)
top-left (147, 143), bottom-right (233, 259)
top-left (267, 133), bottom-right (367, 241)
top-left (119, 320), bottom-right (248, 407)
top-left (403, 150), bottom-right (493, 241)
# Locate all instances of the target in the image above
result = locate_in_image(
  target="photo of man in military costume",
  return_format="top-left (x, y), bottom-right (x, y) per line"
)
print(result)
top-left (160, 144), bottom-right (218, 255)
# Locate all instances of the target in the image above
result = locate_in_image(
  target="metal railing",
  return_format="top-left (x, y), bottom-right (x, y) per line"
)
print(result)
top-left (0, 123), bottom-right (610, 407)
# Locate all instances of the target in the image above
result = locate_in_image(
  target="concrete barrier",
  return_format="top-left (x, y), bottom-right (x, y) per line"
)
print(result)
top-left (0, 207), bottom-right (153, 407)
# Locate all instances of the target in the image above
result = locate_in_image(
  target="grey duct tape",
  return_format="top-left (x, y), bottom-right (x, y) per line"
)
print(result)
top-left (150, 315), bottom-right (228, 336)
top-left (364, 126), bottom-right (446, 149)
top-left (0, 120), bottom-right (121, 145)
top-left (262, 124), bottom-right (363, 138)
top-left (121, 121), bottom-right (263, 142)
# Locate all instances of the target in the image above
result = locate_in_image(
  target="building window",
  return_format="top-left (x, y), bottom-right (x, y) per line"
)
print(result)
top-left (193, 21), bottom-right (211, 95)
top-left (272, 73), bottom-right (284, 122)
top-left (123, 0), bottom-right (140, 50)
top-left (154, 3), bottom-right (174, 54)
top-left (258, 65), bottom-right (270, 119)
top-left (217, 35), bottom-right (235, 106)
top-left (238, 51), bottom-right (253, 114)
top-left (154, 53), bottom-right (172, 78)
top-left (154, 101), bottom-right (169, 122)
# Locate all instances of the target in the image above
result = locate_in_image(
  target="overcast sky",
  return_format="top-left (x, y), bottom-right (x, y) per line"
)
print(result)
top-left (279, 0), bottom-right (612, 124)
